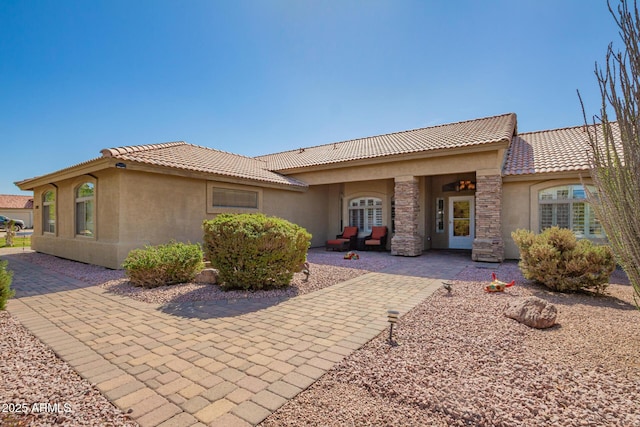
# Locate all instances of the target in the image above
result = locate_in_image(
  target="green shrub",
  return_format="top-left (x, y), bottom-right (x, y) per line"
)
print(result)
top-left (512, 227), bottom-right (615, 293)
top-left (0, 260), bottom-right (15, 310)
top-left (203, 213), bottom-right (311, 291)
top-left (122, 241), bottom-right (204, 288)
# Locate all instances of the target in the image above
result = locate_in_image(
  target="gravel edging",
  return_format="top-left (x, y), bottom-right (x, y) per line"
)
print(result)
top-left (99, 263), bottom-right (371, 305)
top-left (17, 249), bottom-right (385, 305)
top-left (0, 310), bottom-right (138, 427)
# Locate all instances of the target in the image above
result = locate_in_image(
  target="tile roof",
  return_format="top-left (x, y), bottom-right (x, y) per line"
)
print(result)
top-left (256, 113), bottom-right (517, 171)
top-left (503, 123), bottom-right (621, 176)
top-left (100, 141), bottom-right (307, 188)
top-left (0, 194), bottom-right (33, 209)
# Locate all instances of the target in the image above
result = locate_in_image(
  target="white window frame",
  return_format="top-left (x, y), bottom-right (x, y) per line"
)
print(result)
top-left (348, 197), bottom-right (383, 234)
top-left (538, 184), bottom-right (604, 238)
top-left (435, 197), bottom-right (445, 233)
top-left (75, 182), bottom-right (95, 238)
top-left (42, 189), bottom-right (56, 234)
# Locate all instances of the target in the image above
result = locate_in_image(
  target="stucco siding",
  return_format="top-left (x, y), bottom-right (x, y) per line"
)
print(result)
top-left (502, 181), bottom-right (533, 259)
top-left (501, 176), bottom-right (597, 259)
top-left (30, 169), bottom-right (121, 268)
top-left (117, 171), bottom-right (209, 248)
top-left (288, 151), bottom-right (499, 186)
top-left (262, 184), bottom-right (334, 247)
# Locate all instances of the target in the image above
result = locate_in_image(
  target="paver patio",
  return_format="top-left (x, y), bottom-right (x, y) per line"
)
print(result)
top-left (2, 248), bottom-right (470, 426)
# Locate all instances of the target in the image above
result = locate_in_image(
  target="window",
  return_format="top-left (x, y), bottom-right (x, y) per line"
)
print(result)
top-left (75, 182), bottom-right (95, 236)
top-left (435, 198), bottom-right (445, 233)
top-left (212, 187), bottom-right (258, 209)
top-left (539, 185), bottom-right (603, 238)
top-left (348, 197), bottom-right (383, 233)
top-left (43, 190), bottom-right (56, 233)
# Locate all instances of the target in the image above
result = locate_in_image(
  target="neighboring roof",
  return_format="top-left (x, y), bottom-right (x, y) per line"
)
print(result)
top-left (100, 141), bottom-right (307, 188)
top-left (0, 194), bottom-right (33, 209)
top-left (503, 123), bottom-right (620, 176)
top-left (256, 113), bottom-right (517, 171)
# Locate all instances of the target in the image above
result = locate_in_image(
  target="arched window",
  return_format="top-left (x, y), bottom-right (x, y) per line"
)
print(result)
top-left (75, 182), bottom-right (95, 236)
top-left (349, 197), bottom-right (383, 233)
top-left (42, 190), bottom-right (56, 233)
top-left (539, 185), bottom-right (604, 238)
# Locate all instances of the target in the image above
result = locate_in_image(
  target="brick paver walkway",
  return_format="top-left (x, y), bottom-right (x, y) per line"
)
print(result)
top-left (2, 249), bottom-right (470, 426)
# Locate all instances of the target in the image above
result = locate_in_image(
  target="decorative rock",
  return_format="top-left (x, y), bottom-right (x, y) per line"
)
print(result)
top-left (504, 296), bottom-right (557, 329)
top-left (195, 268), bottom-right (218, 285)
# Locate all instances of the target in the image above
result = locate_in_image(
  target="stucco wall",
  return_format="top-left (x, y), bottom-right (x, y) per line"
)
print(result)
top-left (502, 180), bottom-right (532, 259)
top-left (116, 171), bottom-right (326, 266)
top-left (288, 150), bottom-right (502, 186)
top-left (502, 175), bottom-right (596, 259)
top-left (114, 171), bottom-right (211, 264)
top-left (263, 184), bottom-right (338, 247)
top-left (31, 169), bottom-right (122, 268)
top-left (30, 168), bottom-right (323, 269)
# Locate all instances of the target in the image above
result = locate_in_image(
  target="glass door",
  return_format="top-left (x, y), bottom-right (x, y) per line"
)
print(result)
top-left (449, 196), bottom-right (474, 249)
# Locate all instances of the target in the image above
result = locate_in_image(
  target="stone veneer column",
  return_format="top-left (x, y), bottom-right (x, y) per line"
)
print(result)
top-left (472, 173), bottom-right (505, 262)
top-left (391, 176), bottom-right (423, 256)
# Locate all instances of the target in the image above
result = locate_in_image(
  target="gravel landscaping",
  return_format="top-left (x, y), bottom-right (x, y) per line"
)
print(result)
top-left (261, 263), bottom-right (640, 427)
top-left (0, 311), bottom-right (138, 427)
top-left (16, 249), bottom-right (389, 305)
top-left (2, 249), bottom-right (639, 426)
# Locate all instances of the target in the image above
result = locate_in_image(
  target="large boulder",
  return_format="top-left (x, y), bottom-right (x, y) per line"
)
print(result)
top-left (195, 268), bottom-right (218, 285)
top-left (504, 296), bottom-right (557, 329)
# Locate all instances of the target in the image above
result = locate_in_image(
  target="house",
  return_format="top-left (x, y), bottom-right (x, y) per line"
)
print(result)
top-left (0, 194), bottom-right (34, 228)
top-left (15, 113), bottom-right (607, 269)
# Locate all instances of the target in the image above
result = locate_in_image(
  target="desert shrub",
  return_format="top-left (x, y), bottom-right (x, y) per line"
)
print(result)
top-left (0, 260), bottom-right (15, 310)
top-left (203, 213), bottom-right (311, 291)
top-left (512, 227), bottom-right (615, 293)
top-left (122, 241), bottom-right (204, 288)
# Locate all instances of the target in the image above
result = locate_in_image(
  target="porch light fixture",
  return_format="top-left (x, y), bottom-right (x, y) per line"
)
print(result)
top-left (455, 180), bottom-right (475, 191)
top-left (387, 309), bottom-right (399, 345)
top-left (442, 180), bottom-right (476, 192)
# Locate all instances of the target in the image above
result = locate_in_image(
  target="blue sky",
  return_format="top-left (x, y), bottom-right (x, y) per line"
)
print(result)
top-left (0, 0), bottom-right (620, 195)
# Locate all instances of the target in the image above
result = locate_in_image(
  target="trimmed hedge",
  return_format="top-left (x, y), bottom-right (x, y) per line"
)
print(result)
top-left (0, 260), bottom-right (15, 310)
top-left (203, 213), bottom-right (311, 291)
top-left (512, 227), bottom-right (615, 293)
top-left (122, 241), bottom-right (204, 288)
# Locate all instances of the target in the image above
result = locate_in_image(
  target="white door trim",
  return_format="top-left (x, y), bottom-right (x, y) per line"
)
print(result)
top-left (448, 196), bottom-right (475, 249)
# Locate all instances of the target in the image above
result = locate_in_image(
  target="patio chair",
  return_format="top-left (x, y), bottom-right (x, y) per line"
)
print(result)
top-left (325, 226), bottom-right (358, 251)
top-left (364, 226), bottom-right (388, 251)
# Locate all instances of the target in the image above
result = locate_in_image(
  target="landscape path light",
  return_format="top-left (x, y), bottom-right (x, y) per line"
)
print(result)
top-left (387, 309), bottom-right (399, 345)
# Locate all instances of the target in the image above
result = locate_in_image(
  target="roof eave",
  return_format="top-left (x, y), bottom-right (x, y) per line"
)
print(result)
top-left (15, 158), bottom-right (111, 191)
top-left (16, 157), bottom-right (308, 192)
top-left (272, 139), bottom-right (512, 174)
top-left (502, 169), bottom-right (591, 182)
top-left (109, 159), bottom-right (308, 192)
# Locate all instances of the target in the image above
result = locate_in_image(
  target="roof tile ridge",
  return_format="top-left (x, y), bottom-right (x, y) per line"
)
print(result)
top-left (185, 142), bottom-right (267, 162)
top-left (255, 112), bottom-right (517, 159)
top-left (101, 141), bottom-right (187, 157)
top-left (516, 122), bottom-right (610, 137)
